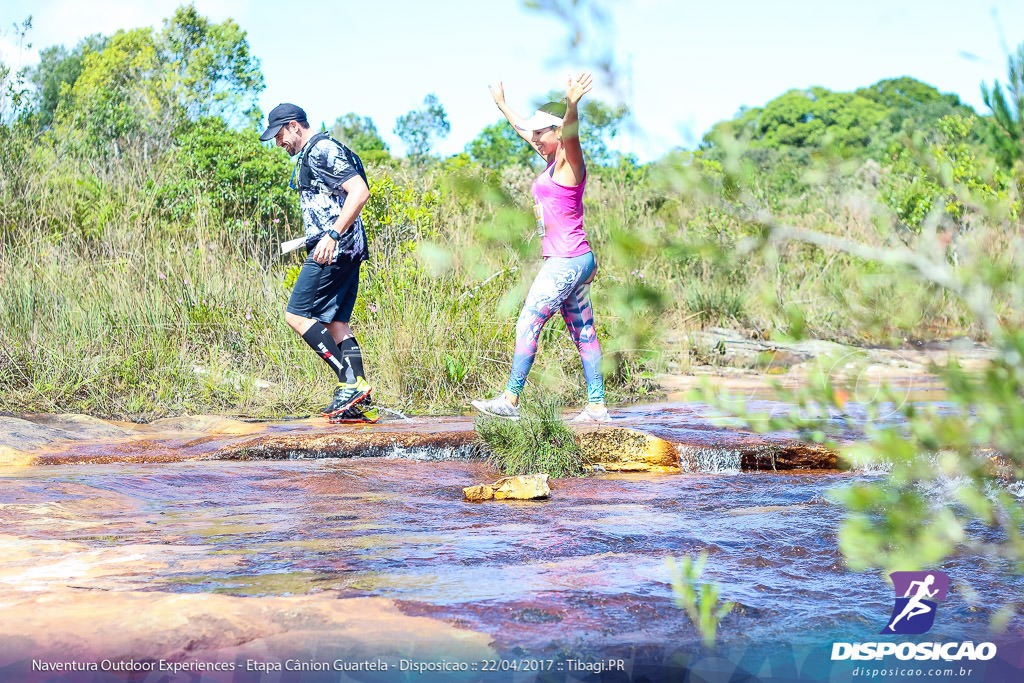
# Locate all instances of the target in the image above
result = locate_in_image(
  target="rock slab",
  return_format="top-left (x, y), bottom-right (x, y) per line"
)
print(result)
top-left (0, 590), bottom-right (495, 667)
top-left (463, 473), bottom-right (551, 501)
top-left (576, 426), bottom-right (680, 473)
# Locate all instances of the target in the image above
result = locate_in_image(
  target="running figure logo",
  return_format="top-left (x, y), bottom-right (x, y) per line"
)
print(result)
top-left (882, 571), bottom-right (950, 635)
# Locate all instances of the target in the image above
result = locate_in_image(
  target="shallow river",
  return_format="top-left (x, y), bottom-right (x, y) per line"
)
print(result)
top-left (1, 401), bottom-right (1022, 680)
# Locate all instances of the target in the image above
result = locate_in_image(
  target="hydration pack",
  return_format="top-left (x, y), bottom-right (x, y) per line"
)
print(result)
top-left (293, 132), bottom-right (368, 193)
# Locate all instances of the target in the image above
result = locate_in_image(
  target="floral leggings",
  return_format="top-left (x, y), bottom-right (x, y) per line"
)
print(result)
top-left (506, 251), bottom-right (605, 403)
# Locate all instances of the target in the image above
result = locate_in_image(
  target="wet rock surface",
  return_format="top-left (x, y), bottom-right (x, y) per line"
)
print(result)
top-left (216, 428), bottom-right (484, 462)
top-left (463, 473), bottom-right (551, 501)
top-left (1, 457), bottom-right (1018, 671)
top-left (1, 351), bottom-right (1019, 673)
top-left (678, 438), bottom-right (840, 472)
top-left (0, 590), bottom-right (494, 666)
top-left (661, 328), bottom-right (995, 396)
top-left (1, 409), bottom-right (841, 472)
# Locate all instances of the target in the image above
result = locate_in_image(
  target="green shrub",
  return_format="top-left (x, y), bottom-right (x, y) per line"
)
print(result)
top-left (880, 114), bottom-right (1017, 232)
top-left (476, 397), bottom-right (587, 477)
top-left (155, 116), bottom-right (298, 241)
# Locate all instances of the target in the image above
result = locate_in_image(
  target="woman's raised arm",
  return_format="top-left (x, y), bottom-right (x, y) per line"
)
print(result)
top-left (489, 81), bottom-right (545, 157)
top-left (559, 72), bottom-right (593, 181)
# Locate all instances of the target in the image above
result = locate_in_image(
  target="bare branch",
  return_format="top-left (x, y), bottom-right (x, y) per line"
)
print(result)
top-left (740, 212), bottom-right (1003, 341)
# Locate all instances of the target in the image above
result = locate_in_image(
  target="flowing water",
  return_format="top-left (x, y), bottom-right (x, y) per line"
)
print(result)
top-left (1, 399), bottom-right (1022, 679)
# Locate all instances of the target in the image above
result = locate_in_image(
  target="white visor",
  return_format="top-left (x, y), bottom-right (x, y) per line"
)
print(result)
top-left (519, 110), bottom-right (563, 131)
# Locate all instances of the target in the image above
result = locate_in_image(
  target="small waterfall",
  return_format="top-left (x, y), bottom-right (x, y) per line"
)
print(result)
top-left (847, 451), bottom-right (1023, 499)
top-left (277, 443), bottom-right (484, 461)
top-left (848, 461), bottom-right (893, 476)
top-left (381, 444), bottom-right (483, 461)
top-left (676, 445), bottom-right (742, 474)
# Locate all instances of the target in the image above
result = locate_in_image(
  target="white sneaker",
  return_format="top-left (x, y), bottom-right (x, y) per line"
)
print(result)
top-left (572, 404), bottom-right (611, 423)
top-left (471, 395), bottom-right (521, 420)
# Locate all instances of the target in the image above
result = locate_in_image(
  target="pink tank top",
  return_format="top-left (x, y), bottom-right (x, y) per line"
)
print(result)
top-left (531, 162), bottom-right (591, 258)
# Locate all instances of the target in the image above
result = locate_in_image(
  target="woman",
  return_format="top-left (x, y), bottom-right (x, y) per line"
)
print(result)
top-left (471, 72), bottom-right (609, 423)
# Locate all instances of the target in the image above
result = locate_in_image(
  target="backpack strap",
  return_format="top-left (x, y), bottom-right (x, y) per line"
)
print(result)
top-left (294, 133), bottom-right (367, 192)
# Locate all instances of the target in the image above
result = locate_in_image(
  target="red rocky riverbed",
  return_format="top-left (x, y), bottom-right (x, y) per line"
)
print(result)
top-left (1, 402), bottom-right (1021, 680)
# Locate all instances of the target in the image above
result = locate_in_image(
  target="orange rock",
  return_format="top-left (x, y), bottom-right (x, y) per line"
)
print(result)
top-left (463, 473), bottom-right (550, 501)
top-left (576, 426), bottom-right (680, 473)
top-left (462, 483), bottom-right (494, 501)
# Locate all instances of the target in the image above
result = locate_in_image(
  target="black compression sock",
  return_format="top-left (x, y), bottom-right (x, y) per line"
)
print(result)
top-left (301, 323), bottom-right (350, 383)
top-left (340, 337), bottom-right (366, 381)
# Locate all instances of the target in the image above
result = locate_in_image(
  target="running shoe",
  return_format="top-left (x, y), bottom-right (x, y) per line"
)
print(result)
top-left (329, 403), bottom-right (381, 424)
top-left (471, 395), bottom-right (520, 420)
top-left (571, 404), bottom-right (612, 423)
top-left (322, 376), bottom-right (373, 417)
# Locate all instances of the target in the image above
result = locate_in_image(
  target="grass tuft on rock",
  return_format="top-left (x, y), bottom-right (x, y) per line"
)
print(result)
top-left (475, 397), bottom-right (587, 478)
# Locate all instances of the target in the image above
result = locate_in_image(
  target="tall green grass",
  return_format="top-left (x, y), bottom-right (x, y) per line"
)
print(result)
top-left (0, 128), bottom-right (1008, 418)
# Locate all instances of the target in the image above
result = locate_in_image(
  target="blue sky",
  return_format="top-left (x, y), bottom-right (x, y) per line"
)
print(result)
top-left (2, 0), bottom-right (1023, 161)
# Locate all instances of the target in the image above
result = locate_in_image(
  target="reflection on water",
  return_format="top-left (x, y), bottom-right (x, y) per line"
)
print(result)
top-left (1, 445), bottom-right (1020, 659)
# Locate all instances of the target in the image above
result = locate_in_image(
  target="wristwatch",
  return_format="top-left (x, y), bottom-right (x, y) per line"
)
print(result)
top-left (326, 229), bottom-right (341, 241)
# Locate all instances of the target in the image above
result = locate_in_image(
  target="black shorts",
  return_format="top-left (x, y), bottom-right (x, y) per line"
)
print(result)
top-left (286, 258), bottom-right (360, 323)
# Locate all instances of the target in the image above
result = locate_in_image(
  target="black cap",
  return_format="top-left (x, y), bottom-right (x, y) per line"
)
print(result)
top-left (259, 103), bottom-right (308, 141)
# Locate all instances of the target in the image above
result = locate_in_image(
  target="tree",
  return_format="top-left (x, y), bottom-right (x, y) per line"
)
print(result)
top-left (28, 34), bottom-right (107, 128)
top-left (57, 27), bottom-right (171, 157)
top-left (855, 76), bottom-right (961, 110)
top-left (981, 42), bottom-right (1024, 166)
top-left (0, 16), bottom-right (33, 124)
top-left (858, 78), bottom-right (974, 155)
top-left (466, 120), bottom-right (536, 169)
top-left (703, 79), bottom-right (972, 160)
top-left (881, 114), bottom-right (1013, 232)
top-left (540, 89), bottom-right (629, 165)
top-left (160, 5), bottom-right (264, 127)
top-left (330, 112), bottom-right (388, 154)
top-left (394, 93), bottom-right (449, 162)
top-left (579, 98), bottom-right (629, 165)
top-left (52, 7), bottom-right (265, 157)
top-left (740, 87), bottom-right (887, 151)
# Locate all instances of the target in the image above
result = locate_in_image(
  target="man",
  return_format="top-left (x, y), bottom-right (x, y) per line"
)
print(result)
top-left (260, 103), bottom-right (377, 423)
